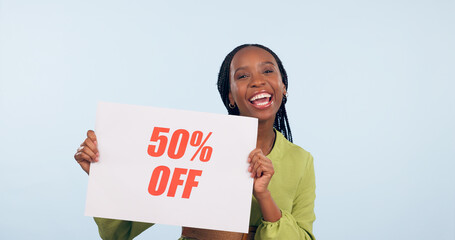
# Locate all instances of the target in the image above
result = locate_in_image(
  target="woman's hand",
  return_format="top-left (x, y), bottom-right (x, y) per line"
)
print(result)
top-left (248, 148), bottom-right (282, 222)
top-left (74, 130), bottom-right (98, 175)
top-left (248, 148), bottom-right (275, 200)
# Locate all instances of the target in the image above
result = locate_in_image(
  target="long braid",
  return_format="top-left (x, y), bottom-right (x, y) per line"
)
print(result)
top-left (217, 44), bottom-right (293, 142)
top-left (275, 102), bottom-right (293, 142)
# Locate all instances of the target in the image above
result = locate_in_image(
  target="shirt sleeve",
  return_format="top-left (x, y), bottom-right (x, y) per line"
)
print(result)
top-left (254, 155), bottom-right (316, 240)
top-left (93, 217), bottom-right (154, 240)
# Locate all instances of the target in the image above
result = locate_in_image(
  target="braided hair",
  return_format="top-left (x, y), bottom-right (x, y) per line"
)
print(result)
top-left (217, 44), bottom-right (293, 142)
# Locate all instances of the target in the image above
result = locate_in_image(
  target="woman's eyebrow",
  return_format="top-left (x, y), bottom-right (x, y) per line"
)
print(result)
top-left (234, 61), bottom-right (276, 74)
top-left (260, 61), bottom-right (275, 66)
top-left (234, 66), bottom-right (247, 74)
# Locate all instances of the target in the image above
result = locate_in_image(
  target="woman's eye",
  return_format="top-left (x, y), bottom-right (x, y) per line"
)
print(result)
top-left (238, 74), bottom-right (247, 79)
top-left (264, 70), bottom-right (274, 74)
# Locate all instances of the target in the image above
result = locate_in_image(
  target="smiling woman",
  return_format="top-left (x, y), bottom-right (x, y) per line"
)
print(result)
top-left (218, 44), bottom-right (293, 142)
top-left (215, 44), bottom-right (316, 239)
top-left (74, 44), bottom-right (316, 240)
top-left (229, 48), bottom-right (286, 122)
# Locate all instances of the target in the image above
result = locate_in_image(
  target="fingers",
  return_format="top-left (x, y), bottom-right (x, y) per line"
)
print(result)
top-left (76, 130), bottom-right (98, 162)
top-left (248, 148), bottom-right (262, 163)
top-left (74, 150), bottom-right (92, 175)
top-left (74, 130), bottom-right (99, 175)
top-left (75, 147), bottom-right (98, 163)
top-left (248, 148), bottom-right (274, 178)
top-left (87, 130), bottom-right (97, 142)
top-left (83, 136), bottom-right (99, 157)
top-left (251, 157), bottom-right (273, 177)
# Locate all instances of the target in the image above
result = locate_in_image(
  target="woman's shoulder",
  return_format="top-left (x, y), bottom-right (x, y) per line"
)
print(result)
top-left (273, 130), bottom-right (314, 167)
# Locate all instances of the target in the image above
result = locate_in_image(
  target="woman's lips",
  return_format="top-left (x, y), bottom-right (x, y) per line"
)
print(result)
top-left (249, 92), bottom-right (273, 109)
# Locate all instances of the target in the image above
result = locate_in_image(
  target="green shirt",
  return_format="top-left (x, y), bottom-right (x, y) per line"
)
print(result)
top-left (94, 130), bottom-right (316, 239)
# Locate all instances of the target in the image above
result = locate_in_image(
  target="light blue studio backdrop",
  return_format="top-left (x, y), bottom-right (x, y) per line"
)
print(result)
top-left (0, 0), bottom-right (453, 239)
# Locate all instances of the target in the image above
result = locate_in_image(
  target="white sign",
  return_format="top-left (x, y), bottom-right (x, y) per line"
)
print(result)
top-left (85, 102), bottom-right (257, 233)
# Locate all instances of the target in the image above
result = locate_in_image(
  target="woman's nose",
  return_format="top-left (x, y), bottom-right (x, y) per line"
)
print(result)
top-left (249, 74), bottom-right (266, 88)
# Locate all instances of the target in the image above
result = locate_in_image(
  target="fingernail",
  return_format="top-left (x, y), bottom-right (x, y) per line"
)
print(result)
top-left (96, 152), bottom-right (99, 156)
top-left (94, 141), bottom-right (97, 145)
top-left (247, 157), bottom-right (251, 163)
top-left (96, 157), bottom-right (99, 162)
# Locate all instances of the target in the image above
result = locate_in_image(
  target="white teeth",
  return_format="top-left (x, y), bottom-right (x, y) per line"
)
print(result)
top-left (249, 93), bottom-right (271, 101)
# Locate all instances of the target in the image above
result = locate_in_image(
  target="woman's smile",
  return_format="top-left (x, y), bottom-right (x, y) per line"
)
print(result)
top-left (248, 91), bottom-right (273, 109)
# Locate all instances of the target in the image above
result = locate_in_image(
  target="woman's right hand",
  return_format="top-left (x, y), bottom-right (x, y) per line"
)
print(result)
top-left (74, 130), bottom-right (99, 175)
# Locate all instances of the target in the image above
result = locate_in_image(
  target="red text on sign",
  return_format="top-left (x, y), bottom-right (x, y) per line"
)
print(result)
top-left (148, 166), bottom-right (203, 199)
top-left (147, 127), bottom-right (213, 162)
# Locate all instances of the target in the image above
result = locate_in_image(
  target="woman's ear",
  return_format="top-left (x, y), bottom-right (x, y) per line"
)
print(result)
top-left (228, 91), bottom-right (235, 106)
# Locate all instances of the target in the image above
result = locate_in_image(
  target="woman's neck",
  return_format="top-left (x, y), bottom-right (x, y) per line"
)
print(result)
top-left (256, 120), bottom-right (276, 155)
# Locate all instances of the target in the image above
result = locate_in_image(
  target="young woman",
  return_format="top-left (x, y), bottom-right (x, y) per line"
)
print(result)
top-left (74, 44), bottom-right (316, 240)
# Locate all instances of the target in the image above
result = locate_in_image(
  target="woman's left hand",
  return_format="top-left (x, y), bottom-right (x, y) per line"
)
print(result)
top-left (248, 148), bottom-right (275, 199)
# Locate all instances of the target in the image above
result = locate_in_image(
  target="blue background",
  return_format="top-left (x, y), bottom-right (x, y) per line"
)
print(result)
top-left (0, 1), bottom-right (453, 239)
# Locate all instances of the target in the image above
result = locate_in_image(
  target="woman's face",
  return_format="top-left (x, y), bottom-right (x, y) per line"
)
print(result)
top-left (228, 46), bottom-right (286, 122)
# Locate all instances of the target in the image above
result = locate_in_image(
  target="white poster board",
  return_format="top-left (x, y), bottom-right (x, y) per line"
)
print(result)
top-left (85, 102), bottom-right (257, 233)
